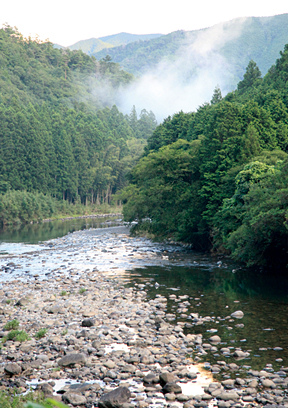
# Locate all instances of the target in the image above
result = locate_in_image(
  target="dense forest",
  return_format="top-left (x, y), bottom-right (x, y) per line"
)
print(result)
top-left (122, 48), bottom-right (288, 269)
top-left (0, 25), bottom-right (157, 225)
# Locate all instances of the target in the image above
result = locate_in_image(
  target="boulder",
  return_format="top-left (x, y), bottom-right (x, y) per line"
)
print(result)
top-left (4, 362), bottom-right (22, 375)
top-left (162, 382), bottom-right (182, 394)
top-left (62, 392), bottom-right (87, 406)
top-left (98, 386), bottom-right (131, 408)
top-left (58, 353), bottom-right (87, 367)
top-left (159, 372), bottom-right (177, 386)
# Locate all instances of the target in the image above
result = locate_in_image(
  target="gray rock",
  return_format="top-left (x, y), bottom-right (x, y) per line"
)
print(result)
top-left (162, 382), bottom-right (182, 394)
top-left (37, 382), bottom-right (54, 396)
top-left (81, 318), bottom-right (96, 327)
top-left (15, 297), bottom-right (30, 306)
top-left (62, 392), bottom-right (87, 406)
top-left (4, 362), bottom-right (22, 375)
top-left (143, 373), bottom-right (159, 384)
top-left (261, 379), bottom-right (276, 388)
top-left (159, 372), bottom-right (177, 386)
top-left (58, 353), bottom-right (87, 367)
top-left (98, 386), bottom-right (131, 408)
top-left (218, 391), bottom-right (240, 401)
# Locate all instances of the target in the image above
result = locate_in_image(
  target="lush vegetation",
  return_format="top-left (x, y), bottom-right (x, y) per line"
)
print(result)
top-left (94, 14), bottom-right (288, 85)
top-left (122, 44), bottom-right (288, 269)
top-left (0, 26), bottom-right (157, 226)
top-left (0, 391), bottom-right (67, 408)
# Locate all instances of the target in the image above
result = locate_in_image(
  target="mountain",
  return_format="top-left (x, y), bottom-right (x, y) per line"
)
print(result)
top-left (92, 14), bottom-right (288, 84)
top-left (68, 38), bottom-right (114, 54)
top-left (55, 33), bottom-right (163, 56)
top-left (98, 32), bottom-right (163, 46)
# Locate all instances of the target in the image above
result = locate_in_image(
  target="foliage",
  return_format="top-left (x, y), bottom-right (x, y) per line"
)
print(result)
top-left (6, 330), bottom-right (30, 342)
top-left (26, 400), bottom-right (68, 408)
top-left (79, 288), bottom-right (87, 294)
top-left (25, 399), bottom-right (69, 408)
top-left (35, 328), bottom-right (48, 339)
top-left (122, 43), bottom-right (288, 268)
top-left (3, 319), bottom-right (20, 330)
top-left (0, 390), bottom-right (54, 408)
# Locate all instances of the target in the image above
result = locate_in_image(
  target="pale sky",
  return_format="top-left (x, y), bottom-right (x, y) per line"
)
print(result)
top-left (2, 1), bottom-right (288, 46)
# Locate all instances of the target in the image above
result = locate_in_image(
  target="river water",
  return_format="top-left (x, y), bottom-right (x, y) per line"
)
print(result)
top-left (0, 216), bottom-right (288, 376)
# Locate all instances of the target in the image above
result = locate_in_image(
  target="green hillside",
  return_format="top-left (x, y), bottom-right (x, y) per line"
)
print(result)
top-left (0, 25), bottom-right (157, 225)
top-left (93, 14), bottom-right (288, 86)
top-left (0, 25), bottom-right (134, 111)
top-left (54, 33), bottom-right (163, 56)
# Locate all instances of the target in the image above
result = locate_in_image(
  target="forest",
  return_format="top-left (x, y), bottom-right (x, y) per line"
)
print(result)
top-left (0, 25), bottom-right (157, 225)
top-left (122, 52), bottom-right (288, 269)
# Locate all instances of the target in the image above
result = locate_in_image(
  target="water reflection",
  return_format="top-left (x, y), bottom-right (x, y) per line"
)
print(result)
top-left (0, 216), bottom-right (122, 245)
top-left (128, 259), bottom-right (288, 372)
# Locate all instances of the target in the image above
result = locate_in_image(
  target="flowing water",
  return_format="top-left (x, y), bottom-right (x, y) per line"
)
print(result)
top-left (0, 217), bottom-right (288, 375)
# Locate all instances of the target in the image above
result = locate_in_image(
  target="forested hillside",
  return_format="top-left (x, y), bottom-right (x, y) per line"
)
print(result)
top-left (0, 25), bottom-right (157, 225)
top-left (122, 45), bottom-right (288, 269)
top-left (0, 25), bottom-right (134, 110)
top-left (94, 14), bottom-right (288, 85)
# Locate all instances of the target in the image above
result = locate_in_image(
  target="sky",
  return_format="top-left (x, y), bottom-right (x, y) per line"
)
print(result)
top-left (2, 0), bottom-right (288, 46)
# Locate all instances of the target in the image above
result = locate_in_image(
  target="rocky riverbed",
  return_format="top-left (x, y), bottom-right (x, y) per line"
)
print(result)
top-left (0, 227), bottom-right (288, 407)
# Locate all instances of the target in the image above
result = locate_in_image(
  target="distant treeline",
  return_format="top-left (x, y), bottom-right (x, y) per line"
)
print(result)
top-left (122, 50), bottom-right (288, 269)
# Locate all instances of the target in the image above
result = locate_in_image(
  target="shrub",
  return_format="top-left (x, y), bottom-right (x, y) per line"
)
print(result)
top-left (3, 319), bottom-right (19, 331)
top-left (35, 328), bottom-right (48, 339)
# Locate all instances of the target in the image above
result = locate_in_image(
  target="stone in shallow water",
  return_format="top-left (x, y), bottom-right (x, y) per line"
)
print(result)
top-left (209, 335), bottom-right (221, 343)
top-left (230, 310), bottom-right (244, 319)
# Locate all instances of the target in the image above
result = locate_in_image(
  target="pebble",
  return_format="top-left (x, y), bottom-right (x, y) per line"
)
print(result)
top-left (0, 227), bottom-right (286, 408)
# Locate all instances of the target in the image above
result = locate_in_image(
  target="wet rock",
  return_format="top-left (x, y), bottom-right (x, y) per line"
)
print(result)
top-left (209, 335), bottom-right (221, 343)
top-left (58, 353), bottom-right (87, 367)
top-left (230, 310), bottom-right (244, 319)
top-left (233, 350), bottom-right (249, 358)
top-left (98, 386), bottom-right (131, 408)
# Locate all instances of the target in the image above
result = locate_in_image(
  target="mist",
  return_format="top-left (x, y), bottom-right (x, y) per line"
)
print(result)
top-left (116, 18), bottom-right (247, 122)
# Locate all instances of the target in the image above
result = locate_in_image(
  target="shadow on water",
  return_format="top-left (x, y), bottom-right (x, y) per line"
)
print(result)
top-left (127, 254), bottom-right (288, 372)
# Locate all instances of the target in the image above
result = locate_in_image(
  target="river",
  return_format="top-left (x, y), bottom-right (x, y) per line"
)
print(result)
top-left (0, 216), bottom-right (288, 377)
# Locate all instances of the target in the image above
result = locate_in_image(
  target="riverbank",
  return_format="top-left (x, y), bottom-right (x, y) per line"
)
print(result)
top-left (0, 229), bottom-right (288, 408)
top-left (0, 189), bottom-right (122, 228)
top-left (42, 212), bottom-right (122, 223)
